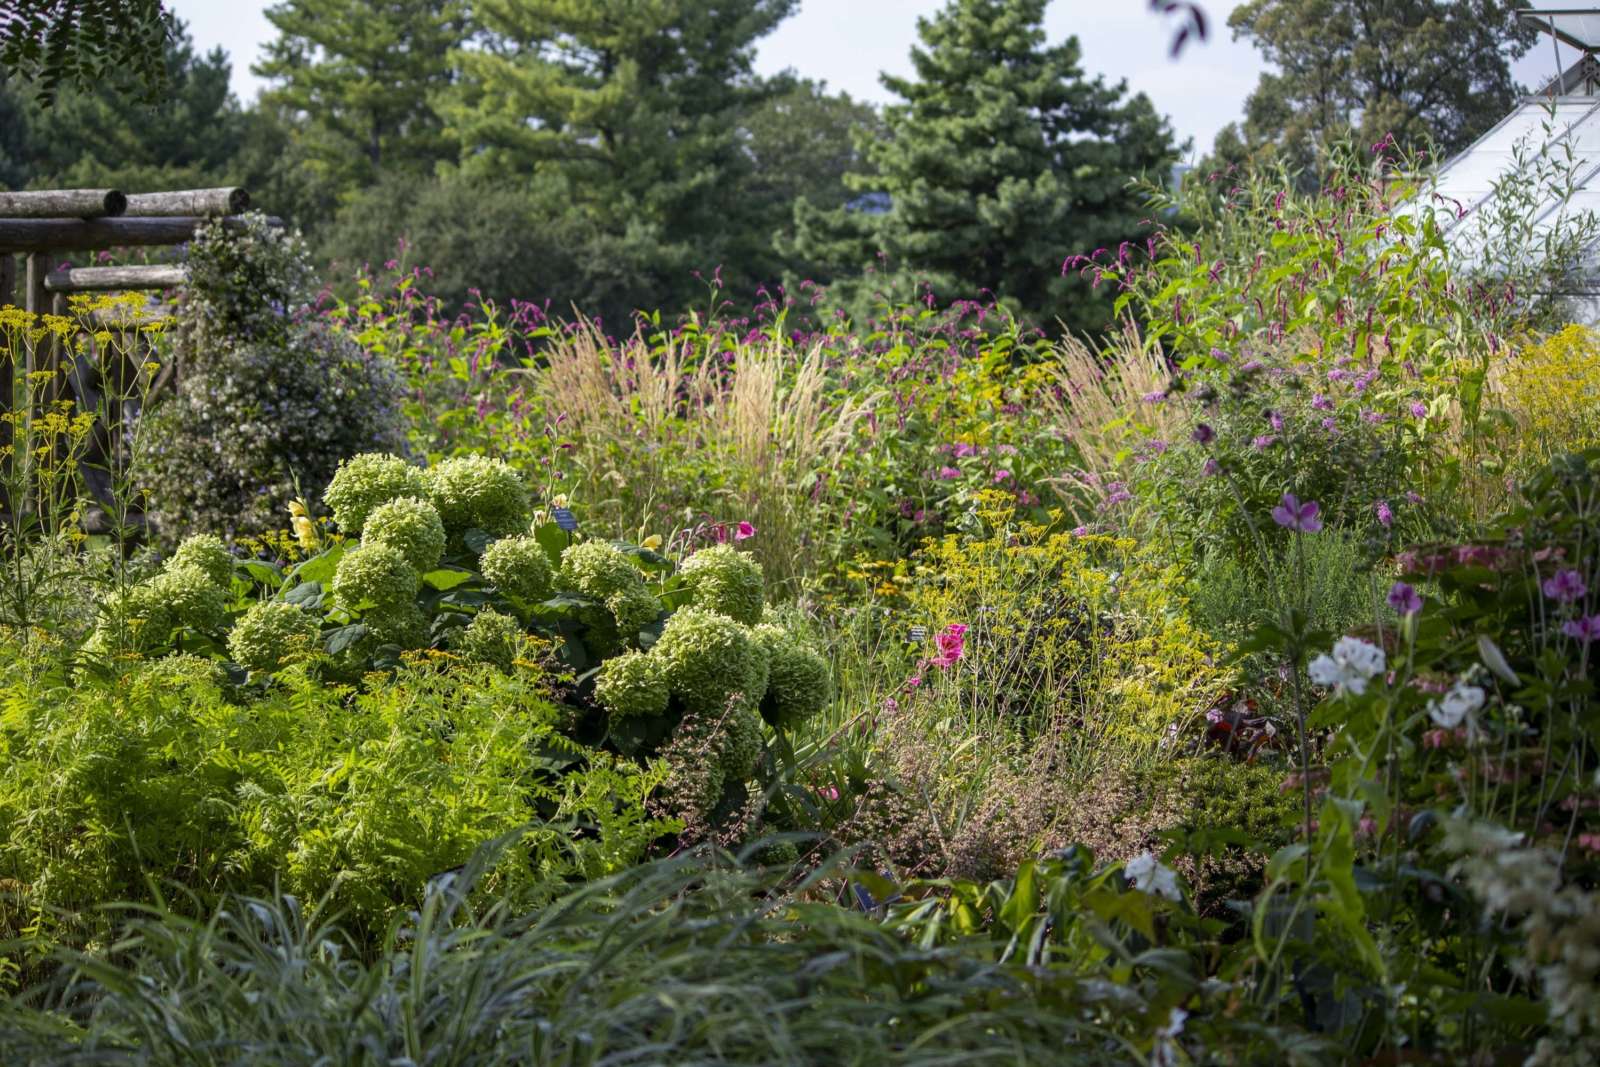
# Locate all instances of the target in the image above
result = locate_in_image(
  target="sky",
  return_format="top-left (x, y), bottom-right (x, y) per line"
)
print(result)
top-left (167, 0), bottom-right (1569, 162)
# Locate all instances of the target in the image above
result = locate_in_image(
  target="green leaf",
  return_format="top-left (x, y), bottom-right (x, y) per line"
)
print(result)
top-left (422, 567), bottom-right (473, 591)
top-left (323, 623), bottom-right (368, 655)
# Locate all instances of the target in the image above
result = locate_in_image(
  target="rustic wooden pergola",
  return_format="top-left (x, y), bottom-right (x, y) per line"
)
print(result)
top-left (0, 186), bottom-right (262, 530)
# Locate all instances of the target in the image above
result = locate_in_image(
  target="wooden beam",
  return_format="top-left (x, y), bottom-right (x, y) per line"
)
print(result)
top-left (123, 188), bottom-right (249, 217)
top-left (0, 189), bottom-right (127, 219)
top-left (45, 265), bottom-right (186, 292)
top-left (0, 215), bottom-right (281, 254)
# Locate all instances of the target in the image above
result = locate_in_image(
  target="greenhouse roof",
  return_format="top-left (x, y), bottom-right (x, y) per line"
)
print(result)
top-left (1521, 8), bottom-right (1600, 51)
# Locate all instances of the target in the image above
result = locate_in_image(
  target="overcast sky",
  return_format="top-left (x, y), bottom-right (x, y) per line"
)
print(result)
top-left (167, 0), bottom-right (1567, 161)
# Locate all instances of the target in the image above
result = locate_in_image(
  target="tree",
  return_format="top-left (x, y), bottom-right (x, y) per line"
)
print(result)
top-left (787, 0), bottom-right (1179, 334)
top-left (255, 0), bottom-right (468, 191)
top-left (1220, 0), bottom-right (1536, 173)
top-left (0, 0), bottom-right (172, 104)
top-left (440, 0), bottom-right (797, 322)
top-left (2, 20), bottom-right (247, 193)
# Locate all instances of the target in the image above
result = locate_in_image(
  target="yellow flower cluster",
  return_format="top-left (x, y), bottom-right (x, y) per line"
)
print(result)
top-left (1496, 324), bottom-right (1600, 468)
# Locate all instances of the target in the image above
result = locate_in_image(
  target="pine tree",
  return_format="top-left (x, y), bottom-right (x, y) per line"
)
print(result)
top-left (255, 0), bottom-right (467, 190)
top-left (790, 0), bottom-right (1179, 334)
top-left (440, 0), bottom-right (796, 322)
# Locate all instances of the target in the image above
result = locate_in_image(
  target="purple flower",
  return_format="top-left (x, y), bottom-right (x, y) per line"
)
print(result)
top-left (1387, 581), bottom-right (1422, 616)
top-left (1327, 369), bottom-right (1351, 383)
top-left (1145, 439), bottom-right (1167, 456)
top-left (1242, 359), bottom-right (1264, 372)
top-left (1543, 569), bottom-right (1588, 603)
top-left (1361, 409), bottom-right (1387, 424)
top-left (1405, 491), bottom-right (1424, 505)
top-left (1252, 434), bottom-right (1278, 450)
top-left (1312, 393), bottom-right (1334, 411)
top-left (952, 442), bottom-right (978, 457)
top-left (1268, 410), bottom-right (1284, 432)
top-left (1142, 390), bottom-right (1166, 404)
top-left (1562, 614), bottom-right (1600, 642)
top-left (937, 466), bottom-right (962, 480)
top-left (1376, 499), bottom-right (1393, 529)
top-left (1202, 457), bottom-right (1221, 477)
top-left (1104, 482), bottom-right (1132, 506)
top-left (1191, 422), bottom-right (1215, 445)
top-left (1409, 400), bottom-right (1428, 419)
top-left (1272, 493), bottom-right (1323, 533)
top-left (993, 469), bottom-right (1012, 483)
top-left (1208, 347), bottom-right (1230, 364)
top-left (1071, 525), bottom-right (1090, 536)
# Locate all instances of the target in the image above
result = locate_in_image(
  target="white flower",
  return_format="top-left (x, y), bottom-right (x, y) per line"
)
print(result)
top-left (1308, 635), bottom-right (1386, 695)
top-left (1125, 852), bottom-right (1182, 901)
top-left (1428, 682), bottom-right (1485, 729)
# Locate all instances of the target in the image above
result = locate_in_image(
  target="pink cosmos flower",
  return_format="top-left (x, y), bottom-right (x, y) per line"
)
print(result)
top-left (1543, 569), bottom-right (1588, 603)
top-left (1272, 493), bottom-right (1323, 533)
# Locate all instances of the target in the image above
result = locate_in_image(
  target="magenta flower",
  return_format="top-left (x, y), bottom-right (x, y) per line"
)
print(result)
top-left (1387, 581), bottom-right (1422, 616)
top-left (1376, 499), bottom-right (1393, 529)
top-left (1272, 493), bottom-right (1323, 533)
top-left (1562, 615), bottom-right (1600, 642)
top-left (1252, 434), bottom-right (1278, 450)
top-left (937, 466), bottom-right (962, 480)
top-left (952, 442), bottom-right (978, 457)
top-left (993, 469), bottom-right (1012, 483)
top-left (931, 623), bottom-right (967, 667)
top-left (1071, 525), bottom-right (1090, 536)
top-left (1361, 409), bottom-right (1387, 424)
top-left (1142, 390), bottom-right (1166, 403)
top-left (1311, 393), bottom-right (1334, 412)
top-left (1543, 569), bottom-right (1588, 603)
top-left (734, 521), bottom-right (756, 541)
top-left (1268, 410), bottom-right (1284, 432)
top-left (1405, 491), bottom-right (1424, 505)
top-left (1409, 400), bottom-right (1428, 419)
top-left (1104, 482), bottom-right (1132, 506)
top-left (1191, 422), bottom-right (1214, 445)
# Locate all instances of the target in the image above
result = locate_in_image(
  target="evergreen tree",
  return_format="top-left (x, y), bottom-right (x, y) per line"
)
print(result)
top-left (3, 20), bottom-right (247, 193)
top-left (1218, 0), bottom-right (1536, 175)
top-left (255, 0), bottom-right (467, 191)
top-left (788, 0), bottom-right (1179, 334)
top-left (440, 0), bottom-right (796, 323)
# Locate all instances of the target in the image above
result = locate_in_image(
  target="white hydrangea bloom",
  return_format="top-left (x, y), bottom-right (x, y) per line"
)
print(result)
top-left (1428, 682), bottom-right (1485, 729)
top-left (1125, 852), bottom-right (1182, 901)
top-left (1308, 635), bottom-right (1386, 695)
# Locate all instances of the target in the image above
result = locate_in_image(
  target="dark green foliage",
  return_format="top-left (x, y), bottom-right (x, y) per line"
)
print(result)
top-left (255, 0), bottom-right (467, 190)
top-left (1215, 0), bottom-right (1536, 176)
top-left (0, 0), bottom-right (172, 105)
top-left (788, 0), bottom-right (1179, 333)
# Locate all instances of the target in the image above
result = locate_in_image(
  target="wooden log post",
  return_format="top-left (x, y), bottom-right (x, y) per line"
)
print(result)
top-left (0, 189), bottom-right (127, 219)
top-left (123, 188), bottom-right (249, 217)
top-left (0, 215), bottom-right (278, 254)
top-left (45, 265), bottom-right (186, 292)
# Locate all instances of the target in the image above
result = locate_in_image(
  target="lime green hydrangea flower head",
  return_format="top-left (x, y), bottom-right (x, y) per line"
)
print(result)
top-left (651, 607), bottom-right (766, 712)
top-left (594, 649), bottom-right (669, 718)
top-left (719, 702), bottom-right (765, 780)
top-left (323, 452), bottom-right (428, 534)
top-left (362, 496), bottom-right (446, 572)
top-left (364, 601), bottom-right (428, 649)
top-left (481, 535), bottom-right (555, 604)
top-left (146, 563), bottom-right (227, 632)
top-left (228, 600), bottom-right (320, 673)
top-left (168, 534), bottom-right (233, 588)
top-left (330, 542), bottom-right (418, 614)
top-left (557, 540), bottom-right (659, 652)
top-left (425, 455), bottom-right (529, 537)
top-left (680, 544), bottom-right (764, 625)
top-left (753, 623), bottom-right (832, 728)
top-left (87, 584), bottom-right (175, 655)
top-left (454, 608), bottom-right (525, 671)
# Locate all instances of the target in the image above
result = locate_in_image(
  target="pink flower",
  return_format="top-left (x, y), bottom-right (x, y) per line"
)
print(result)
top-left (735, 521), bottom-right (756, 541)
top-left (1562, 614), bottom-right (1600, 642)
top-left (937, 466), bottom-right (962, 480)
top-left (1375, 500), bottom-right (1393, 529)
top-left (1272, 493), bottom-right (1323, 533)
top-left (952, 442), bottom-right (978, 457)
top-left (1422, 728), bottom-right (1453, 749)
top-left (819, 785), bottom-right (840, 801)
top-left (1268, 410), bottom-right (1284, 432)
top-left (1543, 569), bottom-right (1588, 603)
top-left (931, 623), bottom-right (967, 668)
top-left (993, 469), bottom-right (1012, 483)
top-left (1252, 434), bottom-right (1278, 450)
top-left (1387, 581), bottom-right (1422, 616)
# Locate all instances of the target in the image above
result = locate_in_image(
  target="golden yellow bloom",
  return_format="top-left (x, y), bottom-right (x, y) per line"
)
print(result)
top-left (292, 515), bottom-right (318, 552)
top-left (641, 534), bottom-right (663, 551)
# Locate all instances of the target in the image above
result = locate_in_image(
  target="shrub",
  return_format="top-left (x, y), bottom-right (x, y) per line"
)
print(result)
top-left (227, 600), bottom-right (320, 674)
top-left (140, 215), bottom-right (407, 543)
top-left (1494, 324), bottom-right (1600, 472)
